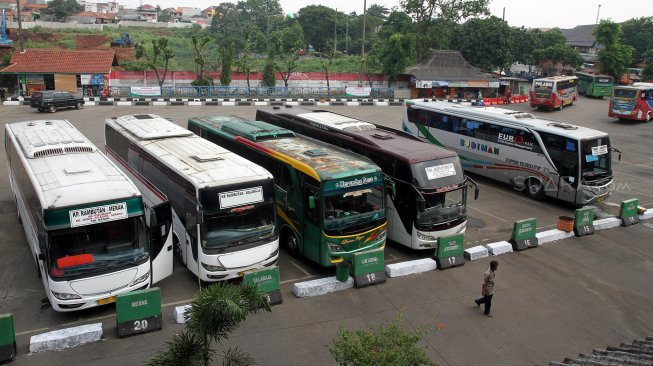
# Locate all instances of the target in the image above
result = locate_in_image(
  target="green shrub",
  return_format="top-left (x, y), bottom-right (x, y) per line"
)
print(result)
top-left (329, 313), bottom-right (438, 366)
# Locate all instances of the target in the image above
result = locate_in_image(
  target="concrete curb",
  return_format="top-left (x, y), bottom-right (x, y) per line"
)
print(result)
top-left (385, 258), bottom-right (437, 277)
top-left (292, 276), bottom-right (354, 298)
top-left (639, 209), bottom-right (653, 220)
top-left (29, 323), bottom-right (102, 353)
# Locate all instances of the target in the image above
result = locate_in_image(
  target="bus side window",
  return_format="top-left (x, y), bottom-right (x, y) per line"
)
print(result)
top-left (302, 175), bottom-right (320, 225)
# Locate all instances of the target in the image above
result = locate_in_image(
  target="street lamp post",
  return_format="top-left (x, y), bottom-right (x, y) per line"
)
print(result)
top-left (358, 0), bottom-right (367, 85)
top-left (595, 4), bottom-right (601, 24)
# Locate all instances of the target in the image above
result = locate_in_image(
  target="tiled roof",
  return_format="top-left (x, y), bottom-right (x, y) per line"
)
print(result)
top-left (560, 24), bottom-right (597, 48)
top-left (549, 337), bottom-right (653, 366)
top-left (404, 50), bottom-right (497, 81)
top-left (0, 49), bottom-right (117, 74)
top-left (74, 11), bottom-right (116, 19)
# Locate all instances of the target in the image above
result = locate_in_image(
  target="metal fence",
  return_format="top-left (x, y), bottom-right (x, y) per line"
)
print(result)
top-left (103, 86), bottom-right (394, 99)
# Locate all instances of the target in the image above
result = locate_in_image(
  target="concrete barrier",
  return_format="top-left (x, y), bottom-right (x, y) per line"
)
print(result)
top-left (29, 323), bottom-right (103, 353)
top-left (593, 217), bottom-right (622, 231)
top-left (0, 314), bottom-right (16, 362)
top-left (188, 101), bottom-right (203, 106)
top-left (485, 241), bottom-right (513, 256)
top-left (292, 276), bottom-right (354, 298)
top-left (464, 245), bottom-right (489, 261)
top-left (536, 229), bottom-right (575, 245)
top-left (174, 305), bottom-right (192, 324)
top-left (222, 101), bottom-right (236, 106)
top-left (384, 258), bottom-right (437, 278)
top-left (640, 209), bottom-right (653, 220)
top-left (116, 101), bottom-right (132, 106)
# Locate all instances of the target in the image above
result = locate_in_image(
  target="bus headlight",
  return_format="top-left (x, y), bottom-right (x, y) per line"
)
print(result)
top-left (327, 243), bottom-right (345, 253)
top-left (417, 232), bottom-right (436, 241)
top-left (131, 272), bottom-right (150, 287)
top-left (377, 230), bottom-right (387, 242)
top-left (51, 291), bottom-right (81, 300)
top-left (201, 262), bottom-right (226, 272)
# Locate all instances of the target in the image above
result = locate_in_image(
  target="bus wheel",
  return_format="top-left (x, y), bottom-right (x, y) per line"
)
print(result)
top-left (15, 198), bottom-right (22, 225)
top-left (48, 105), bottom-right (57, 113)
top-left (525, 178), bottom-right (545, 200)
top-left (646, 112), bottom-right (651, 123)
top-left (284, 231), bottom-right (300, 258)
top-left (557, 103), bottom-right (563, 111)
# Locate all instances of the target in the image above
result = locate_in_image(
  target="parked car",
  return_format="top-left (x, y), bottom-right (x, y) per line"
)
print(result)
top-left (30, 91), bottom-right (84, 113)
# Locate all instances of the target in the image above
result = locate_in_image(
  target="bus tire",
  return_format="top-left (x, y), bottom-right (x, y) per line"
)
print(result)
top-left (525, 178), bottom-right (545, 200)
top-left (15, 198), bottom-right (22, 225)
top-left (283, 230), bottom-right (300, 258)
top-left (48, 105), bottom-right (57, 113)
top-left (646, 112), bottom-right (651, 123)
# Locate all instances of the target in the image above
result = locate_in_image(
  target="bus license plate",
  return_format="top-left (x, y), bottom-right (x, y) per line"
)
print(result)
top-left (97, 296), bottom-right (116, 305)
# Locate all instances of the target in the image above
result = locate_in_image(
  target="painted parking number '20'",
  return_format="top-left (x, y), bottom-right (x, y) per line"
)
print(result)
top-left (134, 319), bottom-right (149, 332)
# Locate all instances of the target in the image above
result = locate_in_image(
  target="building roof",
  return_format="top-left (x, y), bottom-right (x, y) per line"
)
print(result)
top-left (550, 337), bottom-right (653, 366)
top-left (404, 50), bottom-right (497, 81)
top-left (74, 11), bottom-right (116, 19)
top-left (0, 49), bottom-right (118, 74)
top-left (560, 24), bottom-right (597, 48)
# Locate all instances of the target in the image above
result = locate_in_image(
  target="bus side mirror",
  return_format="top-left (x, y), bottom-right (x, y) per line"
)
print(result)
top-left (417, 197), bottom-right (426, 212)
top-left (308, 196), bottom-right (316, 209)
top-left (197, 209), bottom-right (204, 225)
top-left (384, 176), bottom-right (396, 200)
top-left (466, 175), bottom-right (480, 200)
top-left (474, 187), bottom-right (480, 200)
top-left (610, 146), bottom-right (622, 161)
top-left (149, 210), bottom-right (158, 227)
top-left (38, 253), bottom-right (45, 261)
top-left (185, 212), bottom-right (197, 231)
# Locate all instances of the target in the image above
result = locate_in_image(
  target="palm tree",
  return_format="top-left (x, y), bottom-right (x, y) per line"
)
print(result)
top-left (147, 283), bottom-right (271, 366)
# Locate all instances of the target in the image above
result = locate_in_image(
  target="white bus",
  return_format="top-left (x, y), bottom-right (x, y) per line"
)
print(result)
top-left (105, 114), bottom-right (279, 281)
top-left (403, 100), bottom-right (619, 205)
top-left (5, 119), bottom-right (173, 312)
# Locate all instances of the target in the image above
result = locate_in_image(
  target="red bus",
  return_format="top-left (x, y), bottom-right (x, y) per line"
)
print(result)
top-left (609, 82), bottom-right (653, 122)
top-left (530, 76), bottom-right (578, 111)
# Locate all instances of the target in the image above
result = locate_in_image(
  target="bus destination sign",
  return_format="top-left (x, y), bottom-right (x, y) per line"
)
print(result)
top-left (219, 186), bottom-right (263, 209)
top-left (69, 202), bottom-right (128, 227)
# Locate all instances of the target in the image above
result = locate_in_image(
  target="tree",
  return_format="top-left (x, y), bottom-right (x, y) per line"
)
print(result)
top-left (297, 5), bottom-right (337, 52)
top-left (533, 44), bottom-right (583, 76)
top-left (377, 33), bottom-right (416, 84)
top-left (329, 313), bottom-right (438, 366)
top-left (220, 44), bottom-right (235, 86)
top-left (400, 0), bottom-right (490, 60)
top-left (135, 38), bottom-right (175, 87)
top-left (41, 0), bottom-right (83, 22)
top-left (511, 27), bottom-right (540, 73)
top-left (318, 44), bottom-right (337, 95)
top-left (261, 58), bottom-right (276, 87)
top-left (191, 34), bottom-right (214, 86)
top-left (361, 52), bottom-right (382, 88)
top-left (451, 16), bottom-right (514, 73)
top-left (236, 30), bottom-right (256, 93)
top-left (620, 17), bottom-right (653, 63)
top-left (272, 22), bottom-right (305, 88)
top-left (642, 63), bottom-right (653, 81)
top-left (593, 20), bottom-right (634, 80)
top-left (147, 283), bottom-right (271, 366)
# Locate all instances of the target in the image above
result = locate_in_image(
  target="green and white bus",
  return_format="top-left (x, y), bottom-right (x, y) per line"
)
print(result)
top-left (188, 116), bottom-right (388, 268)
top-left (403, 100), bottom-right (619, 205)
top-left (576, 72), bottom-right (614, 98)
top-left (105, 114), bottom-right (279, 282)
top-left (255, 106), bottom-right (479, 250)
top-left (5, 119), bottom-right (173, 312)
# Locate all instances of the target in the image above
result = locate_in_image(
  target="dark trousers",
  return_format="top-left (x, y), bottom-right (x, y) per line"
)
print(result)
top-left (476, 294), bottom-right (493, 314)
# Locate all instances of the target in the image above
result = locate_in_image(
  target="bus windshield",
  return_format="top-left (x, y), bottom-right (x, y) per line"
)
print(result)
top-left (581, 137), bottom-right (611, 180)
top-left (48, 217), bottom-right (148, 279)
top-left (416, 187), bottom-right (466, 226)
top-left (613, 89), bottom-right (638, 98)
top-left (202, 203), bottom-right (276, 249)
top-left (323, 184), bottom-right (385, 232)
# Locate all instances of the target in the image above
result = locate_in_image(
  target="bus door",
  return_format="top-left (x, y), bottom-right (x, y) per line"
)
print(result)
top-left (148, 201), bottom-right (173, 283)
top-left (555, 139), bottom-right (580, 203)
top-left (302, 180), bottom-right (321, 263)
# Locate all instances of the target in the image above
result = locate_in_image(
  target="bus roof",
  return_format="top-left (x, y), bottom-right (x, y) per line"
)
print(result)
top-left (406, 100), bottom-right (608, 140)
top-left (257, 106), bottom-right (458, 163)
top-left (575, 72), bottom-right (613, 78)
top-left (107, 115), bottom-right (272, 189)
top-left (6, 119), bottom-right (140, 210)
top-left (188, 115), bottom-right (381, 182)
top-left (613, 84), bottom-right (652, 91)
top-left (533, 75), bottom-right (578, 82)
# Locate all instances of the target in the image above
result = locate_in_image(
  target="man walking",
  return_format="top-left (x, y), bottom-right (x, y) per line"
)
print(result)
top-left (475, 260), bottom-right (498, 317)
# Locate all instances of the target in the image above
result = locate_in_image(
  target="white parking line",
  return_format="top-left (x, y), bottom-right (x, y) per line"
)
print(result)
top-left (466, 205), bottom-right (509, 223)
top-left (289, 260), bottom-right (312, 277)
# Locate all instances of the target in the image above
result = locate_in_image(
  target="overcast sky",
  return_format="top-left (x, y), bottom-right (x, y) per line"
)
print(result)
top-left (124, 0), bottom-right (653, 29)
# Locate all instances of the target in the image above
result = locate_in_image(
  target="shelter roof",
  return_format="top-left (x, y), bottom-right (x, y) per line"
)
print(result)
top-left (0, 49), bottom-right (118, 74)
top-left (403, 50), bottom-right (497, 81)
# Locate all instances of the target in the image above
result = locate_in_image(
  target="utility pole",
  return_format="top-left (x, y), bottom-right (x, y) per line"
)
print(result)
top-left (334, 9), bottom-right (337, 52)
top-left (595, 4), bottom-right (601, 24)
top-left (16, 0), bottom-right (24, 52)
top-left (358, 0), bottom-right (367, 85)
top-left (502, 7), bottom-right (505, 21)
top-left (345, 14), bottom-right (349, 55)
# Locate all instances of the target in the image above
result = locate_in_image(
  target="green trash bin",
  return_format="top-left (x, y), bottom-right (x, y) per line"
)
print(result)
top-left (335, 262), bottom-right (351, 282)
